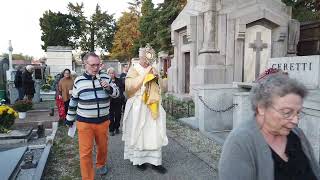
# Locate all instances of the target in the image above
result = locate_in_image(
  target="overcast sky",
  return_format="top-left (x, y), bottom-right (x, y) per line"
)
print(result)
top-left (0, 0), bottom-right (163, 59)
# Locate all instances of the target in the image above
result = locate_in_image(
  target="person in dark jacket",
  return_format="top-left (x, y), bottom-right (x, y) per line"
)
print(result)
top-left (14, 65), bottom-right (24, 101)
top-left (22, 65), bottom-right (35, 101)
top-left (107, 67), bottom-right (123, 136)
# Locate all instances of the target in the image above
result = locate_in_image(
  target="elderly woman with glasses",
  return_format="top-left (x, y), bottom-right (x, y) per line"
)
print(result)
top-left (219, 69), bottom-right (320, 180)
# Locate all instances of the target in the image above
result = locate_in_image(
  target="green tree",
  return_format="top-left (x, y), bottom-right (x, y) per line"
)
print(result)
top-left (67, 2), bottom-right (87, 49)
top-left (132, 0), bottom-right (186, 56)
top-left (282, 0), bottom-right (320, 21)
top-left (67, 3), bottom-right (116, 53)
top-left (39, 10), bottom-right (81, 51)
top-left (155, 0), bottom-right (187, 54)
top-left (90, 4), bottom-right (116, 53)
top-left (132, 0), bottom-right (158, 56)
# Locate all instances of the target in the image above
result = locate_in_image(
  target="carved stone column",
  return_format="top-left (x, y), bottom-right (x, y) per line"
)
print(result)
top-left (287, 19), bottom-right (300, 56)
top-left (199, 0), bottom-right (219, 54)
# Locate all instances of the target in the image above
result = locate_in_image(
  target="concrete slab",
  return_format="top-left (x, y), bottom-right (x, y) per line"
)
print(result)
top-left (0, 129), bottom-right (33, 145)
top-left (0, 146), bottom-right (27, 180)
top-left (13, 110), bottom-right (59, 129)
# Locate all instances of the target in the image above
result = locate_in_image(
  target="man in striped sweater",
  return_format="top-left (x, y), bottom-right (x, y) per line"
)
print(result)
top-left (65, 52), bottom-right (119, 180)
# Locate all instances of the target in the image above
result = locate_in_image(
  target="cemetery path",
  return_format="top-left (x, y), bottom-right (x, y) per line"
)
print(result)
top-left (43, 118), bottom-right (220, 180)
top-left (103, 129), bottom-right (217, 180)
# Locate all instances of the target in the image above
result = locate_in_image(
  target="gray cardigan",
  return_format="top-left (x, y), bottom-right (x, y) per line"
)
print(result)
top-left (218, 118), bottom-right (320, 180)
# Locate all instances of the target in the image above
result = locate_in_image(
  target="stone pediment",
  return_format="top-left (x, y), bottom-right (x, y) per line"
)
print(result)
top-left (171, 0), bottom-right (207, 30)
top-left (224, 0), bottom-right (290, 26)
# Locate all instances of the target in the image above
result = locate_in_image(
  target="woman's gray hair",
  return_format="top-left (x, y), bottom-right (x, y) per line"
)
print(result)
top-left (249, 72), bottom-right (308, 112)
top-left (107, 67), bottom-right (115, 74)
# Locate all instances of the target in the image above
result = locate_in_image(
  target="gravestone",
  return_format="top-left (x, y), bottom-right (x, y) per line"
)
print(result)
top-left (245, 31), bottom-right (269, 82)
top-left (268, 55), bottom-right (320, 89)
top-left (0, 58), bottom-right (9, 100)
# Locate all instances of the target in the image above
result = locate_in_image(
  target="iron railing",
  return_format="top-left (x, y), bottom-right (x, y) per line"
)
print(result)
top-left (162, 96), bottom-right (195, 119)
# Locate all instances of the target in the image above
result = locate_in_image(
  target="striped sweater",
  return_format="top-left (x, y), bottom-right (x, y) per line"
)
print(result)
top-left (66, 72), bottom-right (120, 124)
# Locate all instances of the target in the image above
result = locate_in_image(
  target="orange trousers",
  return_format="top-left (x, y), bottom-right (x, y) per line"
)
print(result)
top-left (77, 120), bottom-right (110, 180)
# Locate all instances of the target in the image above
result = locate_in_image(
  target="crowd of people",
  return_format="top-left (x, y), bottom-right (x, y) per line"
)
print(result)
top-left (63, 48), bottom-right (167, 180)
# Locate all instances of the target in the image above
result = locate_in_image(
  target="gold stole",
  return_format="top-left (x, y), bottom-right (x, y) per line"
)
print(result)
top-left (125, 67), bottom-right (160, 120)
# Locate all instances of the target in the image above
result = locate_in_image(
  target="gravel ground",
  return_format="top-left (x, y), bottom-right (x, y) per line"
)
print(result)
top-left (166, 115), bottom-right (222, 173)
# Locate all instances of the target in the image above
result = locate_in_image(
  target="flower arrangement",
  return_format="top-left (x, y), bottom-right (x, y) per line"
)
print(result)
top-left (12, 100), bottom-right (33, 112)
top-left (0, 105), bottom-right (18, 133)
top-left (41, 84), bottom-right (51, 92)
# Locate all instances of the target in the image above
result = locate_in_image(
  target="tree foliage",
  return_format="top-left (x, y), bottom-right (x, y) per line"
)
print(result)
top-left (40, 3), bottom-right (116, 55)
top-left (155, 0), bottom-right (186, 54)
top-left (134, 0), bottom-right (158, 52)
top-left (130, 0), bottom-right (186, 56)
top-left (110, 11), bottom-right (140, 62)
top-left (67, 3), bottom-right (116, 53)
top-left (282, 0), bottom-right (320, 21)
top-left (40, 10), bottom-right (81, 51)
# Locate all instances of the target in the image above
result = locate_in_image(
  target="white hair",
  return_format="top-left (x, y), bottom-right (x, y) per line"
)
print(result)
top-left (107, 67), bottom-right (115, 74)
top-left (26, 65), bottom-right (34, 71)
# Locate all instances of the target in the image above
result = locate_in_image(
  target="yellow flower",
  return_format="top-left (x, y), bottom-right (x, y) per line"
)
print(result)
top-left (7, 109), bottom-right (13, 114)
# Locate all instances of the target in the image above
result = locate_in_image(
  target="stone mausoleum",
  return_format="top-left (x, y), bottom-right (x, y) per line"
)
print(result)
top-left (168, 0), bottom-right (299, 96)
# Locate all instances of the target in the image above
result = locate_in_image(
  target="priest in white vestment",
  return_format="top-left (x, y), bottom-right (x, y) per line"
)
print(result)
top-left (122, 45), bottom-right (168, 174)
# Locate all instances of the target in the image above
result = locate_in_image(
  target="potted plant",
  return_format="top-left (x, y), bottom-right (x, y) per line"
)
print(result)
top-left (12, 100), bottom-right (33, 119)
top-left (41, 84), bottom-right (51, 92)
top-left (0, 105), bottom-right (18, 133)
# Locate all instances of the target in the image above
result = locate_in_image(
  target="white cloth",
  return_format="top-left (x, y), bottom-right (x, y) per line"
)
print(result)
top-left (122, 64), bottom-right (168, 166)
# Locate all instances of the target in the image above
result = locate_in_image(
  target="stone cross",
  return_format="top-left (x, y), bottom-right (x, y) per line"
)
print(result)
top-left (8, 40), bottom-right (13, 71)
top-left (249, 32), bottom-right (268, 79)
top-left (6, 40), bottom-right (14, 81)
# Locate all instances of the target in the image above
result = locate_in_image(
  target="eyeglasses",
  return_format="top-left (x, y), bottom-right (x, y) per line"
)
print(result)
top-left (86, 63), bottom-right (101, 68)
top-left (270, 105), bottom-right (306, 120)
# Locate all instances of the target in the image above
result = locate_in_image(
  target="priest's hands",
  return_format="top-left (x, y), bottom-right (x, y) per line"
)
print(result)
top-left (147, 66), bottom-right (158, 77)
